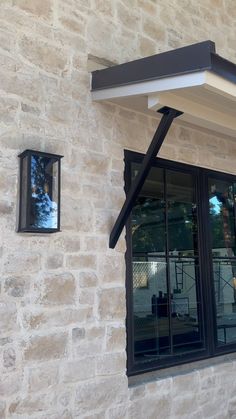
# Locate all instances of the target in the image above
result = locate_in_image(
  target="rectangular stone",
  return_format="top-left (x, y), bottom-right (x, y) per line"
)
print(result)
top-left (62, 358), bottom-right (95, 383)
top-left (19, 35), bottom-right (67, 75)
top-left (0, 301), bottom-right (17, 334)
top-left (4, 253), bottom-right (40, 274)
top-left (65, 254), bottom-right (97, 270)
top-left (12, 0), bottom-right (53, 21)
top-left (98, 288), bottom-right (125, 321)
top-left (24, 333), bottom-right (68, 361)
top-left (28, 363), bottom-right (59, 393)
top-left (22, 307), bottom-right (93, 330)
top-left (35, 272), bottom-right (76, 305)
top-left (75, 375), bottom-right (127, 414)
top-left (96, 352), bottom-right (126, 375)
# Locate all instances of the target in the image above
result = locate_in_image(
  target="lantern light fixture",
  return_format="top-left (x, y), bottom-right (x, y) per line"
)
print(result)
top-left (18, 149), bottom-right (63, 233)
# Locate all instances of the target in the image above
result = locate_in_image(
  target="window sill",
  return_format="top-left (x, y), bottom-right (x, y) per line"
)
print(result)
top-left (128, 352), bottom-right (236, 387)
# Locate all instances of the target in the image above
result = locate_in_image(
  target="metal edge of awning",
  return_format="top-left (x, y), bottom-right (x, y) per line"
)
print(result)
top-left (90, 40), bottom-right (236, 248)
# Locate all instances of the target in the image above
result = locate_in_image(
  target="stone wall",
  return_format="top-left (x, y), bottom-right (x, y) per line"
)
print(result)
top-left (0, 0), bottom-right (236, 418)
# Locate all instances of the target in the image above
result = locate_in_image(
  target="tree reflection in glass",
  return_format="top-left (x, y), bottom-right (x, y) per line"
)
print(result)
top-left (209, 178), bottom-right (236, 345)
top-left (30, 155), bottom-right (58, 229)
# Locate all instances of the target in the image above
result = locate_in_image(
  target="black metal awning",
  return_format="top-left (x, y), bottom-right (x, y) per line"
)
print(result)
top-left (91, 41), bottom-right (236, 248)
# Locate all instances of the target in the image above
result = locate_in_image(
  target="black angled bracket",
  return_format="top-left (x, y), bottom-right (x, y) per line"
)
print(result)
top-left (109, 107), bottom-right (183, 249)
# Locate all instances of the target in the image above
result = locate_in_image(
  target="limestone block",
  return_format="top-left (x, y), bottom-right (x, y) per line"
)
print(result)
top-left (9, 393), bottom-right (53, 415)
top-left (0, 27), bottom-right (15, 53)
top-left (35, 272), bottom-right (76, 305)
top-left (108, 404), bottom-right (129, 419)
top-left (82, 236), bottom-right (108, 253)
top-left (28, 363), bottom-right (59, 393)
top-left (79, 272), bottom-right (98, 288)
top-left (19, 35), bottom-right (67, 75)
top-left (95, 209), bottom-right (114, 234)
top-left (45, 253), bottom-right (64, 270)
top-left (59, 15), bottom-right (86, 36)
top-left (4, 276), bottom-right (30, 297)
top-left (0, 401), bottom-right (6, 418)
top-left (4, 253), bottom-right (40, 274)
top-left (0, 70), bottom-right (43, 102)
top-left (172, 394), bottom-right (199, 417)
top-left (0, 97), bottom-right (19, 124)
top-left (71, 150), bottom-right (110, 176)
top-left (62, 358), bottom-right (95, 382)
top-left (0, 200), bottom-right (14, 214)
top-left (24, 333), bottom-right (68, 361)
top-left (12, 0), bottom-right (53, 21)
top-left (172, 371), bottom-right (200, 397)
top-left (142, 15), bottom-right (166, 42)
top-left (72, 328), bottom-right (85, 340)
top-left (72, 327), bottom-right (105, 356)
top-left (0, 301), bottom-right (17, 335)
top-left (78, 289), bottom-right (95, 305)
top-left (21, 102), bottom-right (41, 116)
top-left (61, 198), bottom-right (94, 232)
top-left (23, 307), bottom-right (93, 330)
top-left (116, 2), bottom-right (141, 32)
top-left (52, 236), bottom-right (80, 253)
top-left (96, 352), bottom-right (126, 375)
top-left (3, 347), bottom-right (16, 369)
top-left (54, 29), bottom-right (86, 52)
top-left (98, 288), bottom-right (125, 320)
top-left (0, 372), bottom-right (22, 397)
top-left (46, 95), bottom-right (78, 123)
top-left (74, 375), bottom-right (127, 414)
top-left (98, 254), bottom-right (125, 284)
top-left (66, 254), bottom-right (97, 270)
top-left (106, 326), bottom-right (126, 351)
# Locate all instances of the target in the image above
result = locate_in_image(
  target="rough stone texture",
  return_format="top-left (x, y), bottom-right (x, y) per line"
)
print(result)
top-left (35, 272), bottom-right (76, 305)
top-left (24, 333), bottom-right (68, 361)
top-left (0, 0), bottom-right (236, 418)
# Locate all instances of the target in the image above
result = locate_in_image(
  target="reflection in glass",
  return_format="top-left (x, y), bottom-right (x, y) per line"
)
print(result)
top-left (131, 164), bottom-right (204, 365)
top-left (170, 258), bottom-right (202, 353)
top-left (131, 165), bottom-right (165, 254)
top-left (133, 258), bottom-right (170, 361)
top-left (209, 178), bottom-right (236, 257)
top-left (167, 170), bottom-right (198, 256)
top-left (209, 178), bottom-right (236, 346)
top-left (30, 155), bottom-right (58, 229)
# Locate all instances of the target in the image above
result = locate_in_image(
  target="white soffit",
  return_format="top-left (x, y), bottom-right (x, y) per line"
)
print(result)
top-left (92, 70), bottom-right (236, 138)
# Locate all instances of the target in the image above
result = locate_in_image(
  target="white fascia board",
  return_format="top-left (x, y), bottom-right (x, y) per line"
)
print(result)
top-left (204, 71), bottom-right (236, 101)
top-left (91, 71), bottom-right (207, 101)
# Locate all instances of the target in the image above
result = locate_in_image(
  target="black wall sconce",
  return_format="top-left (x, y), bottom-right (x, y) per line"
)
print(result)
top-left (18, 149), bottom-right (63, 233)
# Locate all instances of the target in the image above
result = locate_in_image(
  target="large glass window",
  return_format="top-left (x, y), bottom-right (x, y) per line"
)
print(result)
top-left (126, 152), bottom-right (236, 375)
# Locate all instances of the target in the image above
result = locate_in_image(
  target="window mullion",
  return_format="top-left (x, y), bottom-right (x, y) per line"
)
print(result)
top-left (164, 169), bottom-right (173, 355)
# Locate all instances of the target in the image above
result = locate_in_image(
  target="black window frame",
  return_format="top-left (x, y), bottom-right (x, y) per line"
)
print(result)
top-left (125, 149), bottom-right (236, 376)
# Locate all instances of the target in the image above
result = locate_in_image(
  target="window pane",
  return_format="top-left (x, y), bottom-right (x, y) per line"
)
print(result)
top-left (19, 155), bottom-right (28, 230)
top-left (131, 164), bottom-right (170, 363)
top-left (167, 170), bottom-right (198, 256)
top-left (209, 178), bottom-right (236, 257)
top-left (30, 155), bottom-right (58, 229)
top-left (133, 257), bottom-right (170, 363)
top-left (213, 259), bottom-right (236, 345)
top-left (169, 258), bottom-right (204, 353)
top-left (131, 164), bottom-right (165, 254)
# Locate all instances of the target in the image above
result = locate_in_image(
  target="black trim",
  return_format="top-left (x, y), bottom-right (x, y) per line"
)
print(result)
top-left (92, 41), bottom-right (215, 91)
top-left (91, 40), bottom-right (236, 92)
top-left (125, 150), bottom-right (236, 376)
top-left (18, 150), bottom-right (63, 234)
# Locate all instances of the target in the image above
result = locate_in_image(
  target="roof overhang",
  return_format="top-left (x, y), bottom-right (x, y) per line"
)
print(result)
top-left (91, 41), bottom-right (236, 138)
